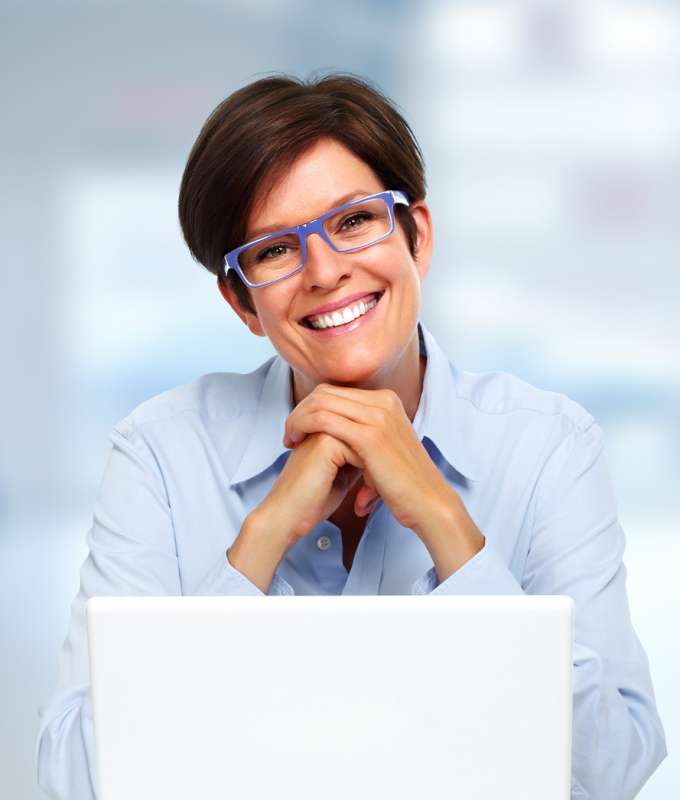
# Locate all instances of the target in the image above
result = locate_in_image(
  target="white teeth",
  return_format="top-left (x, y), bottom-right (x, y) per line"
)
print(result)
top-left (308, 294), bottom-right (379, 330)
top-left (310, 298), bottom-right (378, 330)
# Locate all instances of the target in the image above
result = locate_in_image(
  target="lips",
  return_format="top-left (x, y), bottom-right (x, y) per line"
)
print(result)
top-left (299, 291), bottom-right (384, 327)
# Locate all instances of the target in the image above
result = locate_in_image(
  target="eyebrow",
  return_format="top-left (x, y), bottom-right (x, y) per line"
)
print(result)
top-left (246, 189), bottom-right (374, 241)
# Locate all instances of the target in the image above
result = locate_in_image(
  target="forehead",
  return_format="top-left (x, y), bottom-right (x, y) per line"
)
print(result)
top-left (245, 138), bottom-right (383, 237)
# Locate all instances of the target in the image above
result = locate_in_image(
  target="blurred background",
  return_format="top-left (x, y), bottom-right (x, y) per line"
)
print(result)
top-left (1, 0), bottom-right (677, 797)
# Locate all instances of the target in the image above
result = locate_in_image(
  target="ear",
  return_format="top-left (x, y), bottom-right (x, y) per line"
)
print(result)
top-left (408, 200), bottom-right (433, 282)
top-left (217, 277), bottom-right (266, 337)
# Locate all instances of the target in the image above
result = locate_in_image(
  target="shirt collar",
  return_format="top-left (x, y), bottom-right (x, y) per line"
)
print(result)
top-left (412, 321), bottom-right (486, 482)
top-left (229, 351), bottom-right (295, 487)
top-left (229, 320), bottom-right (485, 487)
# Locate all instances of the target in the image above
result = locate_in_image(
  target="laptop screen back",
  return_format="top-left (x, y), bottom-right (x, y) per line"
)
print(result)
top-left (87, 595), bottom-right (573, 800)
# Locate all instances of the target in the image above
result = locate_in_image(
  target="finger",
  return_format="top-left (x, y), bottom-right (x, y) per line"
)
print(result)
top-left (333, 463), bottom-right (363, 493)
top-left (284, 383), bottom-right (403, 448)
top-left (361, 472), bottom-right (377, 492)
top-left (356, 481), bottom-right (378, 504)
top-left (355, 483), bottom-right (379, 516)
top-left (327, 436), bottom-right (365, 472)
top-left (356, 493), bottom-right (379, 517)
top-left (286, 409), bottom-right (370, 459)
top-left (285, 394), bottom-right (382, 448)
top-left (315, 383), bottom-right (403, 412)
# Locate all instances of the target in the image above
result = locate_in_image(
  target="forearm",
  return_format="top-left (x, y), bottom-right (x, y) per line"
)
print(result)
top-left (227, 510), bottom-right (298, 594)
top-left (412, 488), bottom-right (485, 584)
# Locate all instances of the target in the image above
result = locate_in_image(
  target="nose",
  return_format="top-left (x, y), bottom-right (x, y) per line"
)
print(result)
top-left (301, 230), bottom-right (352, 290)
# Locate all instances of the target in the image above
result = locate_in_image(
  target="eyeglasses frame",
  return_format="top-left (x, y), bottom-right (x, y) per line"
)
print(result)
top-left (223, 189), bottom-right (410, 289)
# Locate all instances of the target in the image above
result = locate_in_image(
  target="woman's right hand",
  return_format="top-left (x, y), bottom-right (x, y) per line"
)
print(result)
top-left (254, 432), bottom-right (377, 544)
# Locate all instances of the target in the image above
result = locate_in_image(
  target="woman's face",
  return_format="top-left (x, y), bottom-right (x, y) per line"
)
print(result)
top-left (221, 137), bottom-right (433, 397)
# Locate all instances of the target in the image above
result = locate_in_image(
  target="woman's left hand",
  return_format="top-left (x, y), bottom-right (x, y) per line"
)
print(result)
top-left (283, 383), bottom-right (461, 532)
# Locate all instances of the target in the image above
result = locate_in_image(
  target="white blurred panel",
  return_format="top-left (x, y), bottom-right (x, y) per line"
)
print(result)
top-left (64, 168), bottom-right (192, 365)
top-left (428, 4), bottom-right (522, 68)
top-left (431, 83), bottom-right (679, 159)
top-left (437, 273), bottom-right (679, 380)
top-left (583, 3), bottom-right (680, 69)
top-left (445, 164), bottom-right (564, 236)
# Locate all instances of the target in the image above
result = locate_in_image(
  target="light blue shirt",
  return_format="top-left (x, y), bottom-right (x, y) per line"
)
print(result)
top-left (36, 321), bottom-right (666, 799)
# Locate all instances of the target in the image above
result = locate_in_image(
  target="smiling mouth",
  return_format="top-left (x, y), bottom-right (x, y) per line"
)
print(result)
top-left (298, 291), bottom-right (384, 329)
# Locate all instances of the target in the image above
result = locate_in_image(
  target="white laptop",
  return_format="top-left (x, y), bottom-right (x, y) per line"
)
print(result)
top-left (86, 595), bottom-right (573, 800)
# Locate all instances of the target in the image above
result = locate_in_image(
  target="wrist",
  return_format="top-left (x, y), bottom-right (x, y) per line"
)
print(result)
top-left (246, 505), bottom-right (300, 554)
top-left (226, 511), bottom-right (296, 595)
top-left (413, 489), bottom-right (485, 581)
top-left (412, 485), bottom-right (464, 542)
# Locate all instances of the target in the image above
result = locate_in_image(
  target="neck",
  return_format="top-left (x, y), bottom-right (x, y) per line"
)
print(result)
top-left (291, 327), bottom-right (427, 423)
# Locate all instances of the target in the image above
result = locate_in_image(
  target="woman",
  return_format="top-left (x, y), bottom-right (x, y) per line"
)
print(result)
top-left (37, 73), bottom-right (666, 799)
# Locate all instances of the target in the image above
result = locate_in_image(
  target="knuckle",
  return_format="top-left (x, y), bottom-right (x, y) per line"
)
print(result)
top-left (383, 388), bottom-right (400, 409)
top-left (317, 432), bottom-right (340, 454)
top-left (308, 394), bottom-right (326, 410)
top-left (371, 407), bottom-right (388, 429)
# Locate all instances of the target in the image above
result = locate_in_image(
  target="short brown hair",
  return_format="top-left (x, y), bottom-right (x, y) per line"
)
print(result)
top-left (178, 72), bottom-right (426, 315)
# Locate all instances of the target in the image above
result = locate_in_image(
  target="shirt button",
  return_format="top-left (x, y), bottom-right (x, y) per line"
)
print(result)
top-left (316, 535), bottom-right (332, 551)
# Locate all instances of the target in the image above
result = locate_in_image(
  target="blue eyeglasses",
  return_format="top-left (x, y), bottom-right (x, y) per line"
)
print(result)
top-left (223, 190), bottom-right (410, 289)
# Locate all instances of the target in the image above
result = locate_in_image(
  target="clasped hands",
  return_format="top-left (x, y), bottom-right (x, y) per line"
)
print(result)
top-left (282, 382), bottom-right (462, 535)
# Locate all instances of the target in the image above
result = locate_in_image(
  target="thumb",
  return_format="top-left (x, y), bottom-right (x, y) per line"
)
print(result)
top-left (333, 464), bottom-right (362, 494)
top-left (355, 479), bottom-right (380, 517)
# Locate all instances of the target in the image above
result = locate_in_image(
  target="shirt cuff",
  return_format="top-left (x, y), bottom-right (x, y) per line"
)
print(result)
top-left (193, 552), bottom-right (295, 596)
top-left (411, 538), bottom-right (525, 596)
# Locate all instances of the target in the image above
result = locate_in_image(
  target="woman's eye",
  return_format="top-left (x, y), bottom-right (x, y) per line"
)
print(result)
top-left (340, 212), bottom-right (372, 231)
top-left (257, 243), bottom-right (289, 262)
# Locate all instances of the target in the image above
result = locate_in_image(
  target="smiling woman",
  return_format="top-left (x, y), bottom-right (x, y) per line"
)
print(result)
top-left (36, 72), bottom-right (666, 800)
top-left (216, 139), bottom-right (431, 402)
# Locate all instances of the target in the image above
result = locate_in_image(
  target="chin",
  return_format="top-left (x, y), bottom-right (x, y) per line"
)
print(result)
top-left (320, 362), bottom-right (383, 387)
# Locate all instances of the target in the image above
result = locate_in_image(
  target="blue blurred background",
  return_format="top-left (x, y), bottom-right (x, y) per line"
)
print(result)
top-left (1, 1), bottom-right (677, 797)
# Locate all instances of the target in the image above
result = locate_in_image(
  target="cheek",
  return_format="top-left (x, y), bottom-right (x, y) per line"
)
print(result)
top-left (257, 288), bottom-right (294, 320)
top-left (266, 296), bottom-right (301, 337)
top-left (364, 245), bottom-right (410, 277)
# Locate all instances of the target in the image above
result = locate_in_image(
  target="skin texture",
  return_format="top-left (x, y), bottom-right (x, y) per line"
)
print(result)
top-left (221, 137), bottom-right (485, 588)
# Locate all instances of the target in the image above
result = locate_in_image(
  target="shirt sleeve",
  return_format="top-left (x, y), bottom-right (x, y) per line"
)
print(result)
top-left (193, 542), bottom-right (295, 596)
top-left (414, 420), bottom-right (667, 799)
top-left (35, 419), bottom-right (290, 800)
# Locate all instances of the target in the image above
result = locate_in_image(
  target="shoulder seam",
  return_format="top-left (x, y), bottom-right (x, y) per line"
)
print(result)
top-left (449, 365), bottom-right (594, 432)
top-left (453, 392), bottom-right (595, 433)
top-left (115, 366), bottom-right (271, 430)
top-left (118, 404), bottom-right (249, 431)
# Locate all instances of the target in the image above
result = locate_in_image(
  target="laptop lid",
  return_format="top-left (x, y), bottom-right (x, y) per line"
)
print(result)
top-left (87, 595), bottom-right (573, 800)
